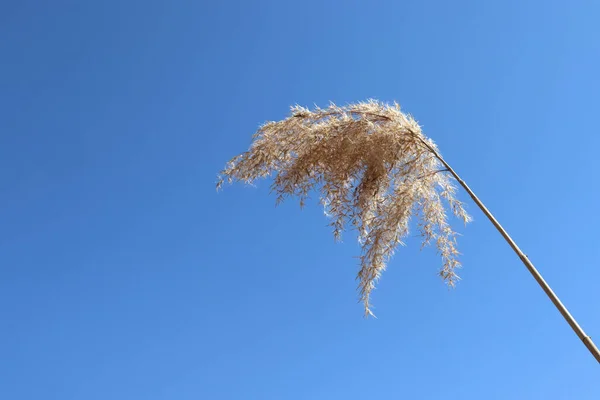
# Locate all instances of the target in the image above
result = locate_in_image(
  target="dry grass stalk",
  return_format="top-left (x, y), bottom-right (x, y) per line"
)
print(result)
top-left (217, 100), bottom-right (471, 316)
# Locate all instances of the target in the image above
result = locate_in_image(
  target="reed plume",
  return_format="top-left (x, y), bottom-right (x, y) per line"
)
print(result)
top-left (217, 100), bottom-right (471, 315)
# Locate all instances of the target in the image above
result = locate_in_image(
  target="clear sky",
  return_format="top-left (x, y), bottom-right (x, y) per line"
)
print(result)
top-left (1, 1), bottom-right (599, 399)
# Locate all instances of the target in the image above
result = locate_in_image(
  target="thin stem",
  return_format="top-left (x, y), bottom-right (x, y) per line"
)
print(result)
top-left (414, 168), bottom-right (449, 181)
top-left (418, 138), bottom-right (600, 363)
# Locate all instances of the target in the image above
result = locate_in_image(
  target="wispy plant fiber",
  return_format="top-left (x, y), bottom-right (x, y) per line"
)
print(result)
top-left (217, 100), bottom-right (471, 315)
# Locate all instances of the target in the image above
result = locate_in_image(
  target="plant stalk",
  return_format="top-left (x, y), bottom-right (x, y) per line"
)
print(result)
top-left (420, 139), bottom-right (600, 364)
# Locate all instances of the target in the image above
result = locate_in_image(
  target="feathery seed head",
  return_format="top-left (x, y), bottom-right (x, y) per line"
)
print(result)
top-left (217, 100), bottom-right (471, 316)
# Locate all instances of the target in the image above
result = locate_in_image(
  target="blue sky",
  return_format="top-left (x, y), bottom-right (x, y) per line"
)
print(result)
top-left (1, 1), bottom-right (599, 398)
